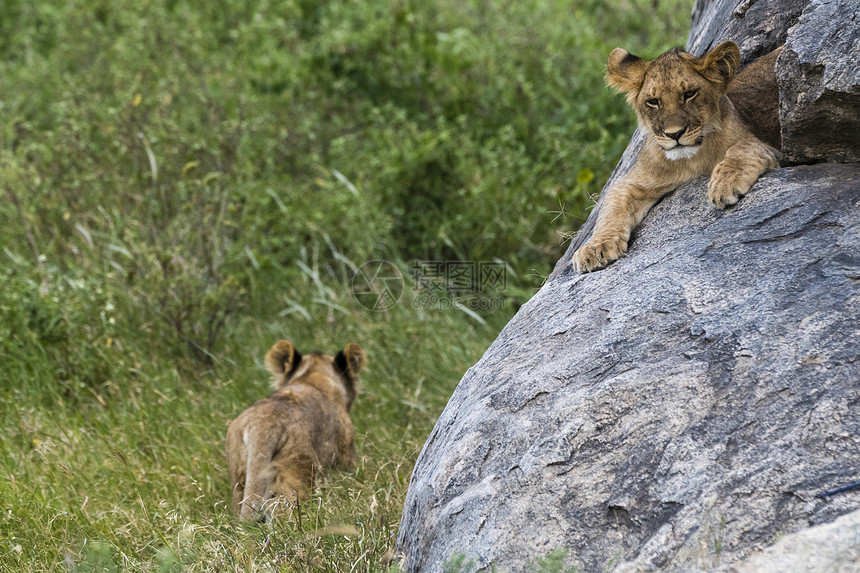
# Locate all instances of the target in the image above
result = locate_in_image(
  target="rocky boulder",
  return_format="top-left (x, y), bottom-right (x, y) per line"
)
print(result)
top-left (396, 163), bottom-right (860, 572)
top-left (395, 0), bottom-right (860, 570)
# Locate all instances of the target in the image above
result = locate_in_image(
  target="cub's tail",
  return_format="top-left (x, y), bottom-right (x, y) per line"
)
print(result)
top-left (238, 432), bottom-right (274, 521)
top-left (239, 433), bottom-right (309, 521)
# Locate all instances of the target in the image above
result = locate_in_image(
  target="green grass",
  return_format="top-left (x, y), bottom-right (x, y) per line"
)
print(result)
top-left (0, 0), bottom-right (690, 570)
top-left (1, 250), bottom-right (509, 571)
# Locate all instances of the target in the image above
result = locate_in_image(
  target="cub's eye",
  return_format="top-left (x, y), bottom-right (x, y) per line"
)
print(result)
top-left (645, 98), bottom-right (660, 108)
top-left (683, 90), bottom-right (698, 102)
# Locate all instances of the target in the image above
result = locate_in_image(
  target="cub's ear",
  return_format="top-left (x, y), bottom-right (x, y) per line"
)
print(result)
top-left (699, 41), bottom-right (740, 89)
top-left (606, 48), bottom-right (649, 94)
top-left (335, 343), bottom-right (367, 379)
top-left (265, 340), bottom-right (302, 376)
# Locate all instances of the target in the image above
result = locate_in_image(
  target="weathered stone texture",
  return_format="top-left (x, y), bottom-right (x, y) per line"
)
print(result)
top-left (712, 508), bottom-right (860, 573)
top-left (777, 0), bottom-right (860, 164)
top-left (688, 0), bottom-right (807, 60)
top-left (397, 0), bottom-right (860, 569)
top-left (397, 165), bottom-right (860, 572)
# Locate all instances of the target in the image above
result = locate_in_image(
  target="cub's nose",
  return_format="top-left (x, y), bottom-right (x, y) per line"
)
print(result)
top-left (664, 127), bottom-right (687, 141)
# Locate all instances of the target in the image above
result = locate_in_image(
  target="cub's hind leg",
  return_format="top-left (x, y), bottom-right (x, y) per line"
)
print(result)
top-left (708, 138), bottom-right (779, 208)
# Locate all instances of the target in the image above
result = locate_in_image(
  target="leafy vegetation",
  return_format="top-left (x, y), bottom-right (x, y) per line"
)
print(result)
top-left (0, 0), bottom-right (690, 570)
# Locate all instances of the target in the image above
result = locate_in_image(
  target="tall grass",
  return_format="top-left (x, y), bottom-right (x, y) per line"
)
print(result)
top-left (0, 243), bottom-right (509, 571)
top-left (0, 0), bottom-right (691, 570)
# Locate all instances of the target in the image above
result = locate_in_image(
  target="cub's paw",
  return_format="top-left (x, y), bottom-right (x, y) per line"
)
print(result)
top-left (572, 235), bottom-right (628, 272)
top-left (708, 163), bottom-right (752, 209)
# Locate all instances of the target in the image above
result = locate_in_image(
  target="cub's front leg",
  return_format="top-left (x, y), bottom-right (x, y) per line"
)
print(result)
top-left (572, 179), bottom-right (672, 272)
top-left (708, 138), bottom-right (779, 208)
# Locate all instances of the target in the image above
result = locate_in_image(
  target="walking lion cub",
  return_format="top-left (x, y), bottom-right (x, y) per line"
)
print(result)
top-left (573, 42), bottom-right (781, 272)
top-left (226, 340), bottom-right (366, 520)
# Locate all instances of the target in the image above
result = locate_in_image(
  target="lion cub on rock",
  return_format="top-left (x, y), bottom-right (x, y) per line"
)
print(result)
top-left (226, 340), bottom-right (366, 520)
top-left (573, 42), bottom-right (780, 272)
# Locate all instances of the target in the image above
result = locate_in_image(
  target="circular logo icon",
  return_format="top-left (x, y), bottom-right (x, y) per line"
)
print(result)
top-left (351, 260), bottom-right (403, 311)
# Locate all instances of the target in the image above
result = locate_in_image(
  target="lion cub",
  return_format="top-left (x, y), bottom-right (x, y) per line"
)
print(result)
top-left (573, 42), bottom-right (780, 272)
top-left (226, 340), bottom-right (366, 520)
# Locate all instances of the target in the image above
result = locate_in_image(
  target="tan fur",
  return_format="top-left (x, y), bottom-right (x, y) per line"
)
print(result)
top-left (225, 340), bottom-right (366, 521)
top-left (572, 42), bottom-right (780, 273)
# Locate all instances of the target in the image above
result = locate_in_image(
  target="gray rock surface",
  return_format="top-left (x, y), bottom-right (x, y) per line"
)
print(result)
top-left (396, 0), bottom-right (860, 570)
top-left (776, 0), bottom-right (860, 164)
top-left (397, 163), bottom-right (860, 572)
top-left (688, 0), bottom-right (807, 61)
top-left (711, 507), bottom-right (860, 573)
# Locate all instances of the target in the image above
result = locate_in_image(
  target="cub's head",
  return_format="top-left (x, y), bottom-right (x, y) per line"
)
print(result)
top-left (265, 340), bottom-right (367, 410)
top-left (606, 41), bottom-right (740, 161)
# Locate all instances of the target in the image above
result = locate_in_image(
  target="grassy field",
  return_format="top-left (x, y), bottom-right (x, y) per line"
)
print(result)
top-left (0, 0), bottom-right (690, 570)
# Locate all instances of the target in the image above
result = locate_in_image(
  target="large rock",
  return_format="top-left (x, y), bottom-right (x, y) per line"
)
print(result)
top-left (776, 0), bottom-right (860, 164)
top-left (396, 0), bottom-right (860, 570)
top-left (397, 163), bottom-right (860, 572)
